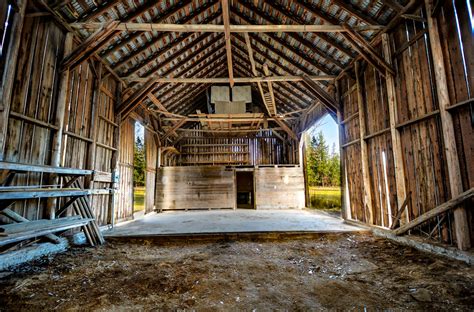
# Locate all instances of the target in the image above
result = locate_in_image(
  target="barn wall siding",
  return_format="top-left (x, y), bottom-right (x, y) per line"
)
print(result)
top-left (155, 166), bottom-right (236, 210)
top-left (0, 16), bottom-right (120, 225)
top-left (338, 3), bottom-right (473, 247)
top-left (255, 167), bottom-right (305, 209)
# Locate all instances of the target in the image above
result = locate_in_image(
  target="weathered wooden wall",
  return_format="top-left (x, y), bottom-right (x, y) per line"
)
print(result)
top-left (1, 16), bottom-right (64, 220)
top-left (155, 166), bottom-right (236, 210)
top-left (0, 13), bottom-right (120, 225)
top-left (115, 118), bottom-right (134, 221)
top-left (338, 2), bottom-right (473, 247)
top-left (176, 127), bottom-right (299, 166)
top-left (255, 167), bottom-right (305, 209)
top-left (145, 128), bottom-right (158, 214)
top-left (437, 0), bottom-right (474, 242)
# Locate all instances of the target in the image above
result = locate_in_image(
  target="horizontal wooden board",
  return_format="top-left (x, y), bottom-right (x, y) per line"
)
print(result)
top-left (156, 166), bottom-right (236, 210)
top-left (255, 167), bottom-right (305, 209)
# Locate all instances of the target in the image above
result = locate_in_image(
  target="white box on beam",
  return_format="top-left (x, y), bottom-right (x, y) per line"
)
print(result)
top-left (232, 85), bottom-right (252, 103)
top-left (210, 86), bottom-right (230, 103)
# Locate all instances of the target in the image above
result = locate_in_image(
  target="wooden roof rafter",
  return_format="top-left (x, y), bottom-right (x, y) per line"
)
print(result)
top-left (232, 1), bottom-right (346, 72)
top-left (233, 62), bottom-right (298, 113)
top-left (125, 36), bottom-right (225, 94)
top-left (153, 57), bottom-right (228, 110)
top-left (99, 0), bottom-right (197, 59)
top-left (231, 59), bottom-right (299, 114)
top-left (74, 0), bottom-right (190, 63)
top-left (231, 42), bottom-right (316, 104)
top-left (230, 10), bottom-right (336, 76)
top-left (117, 11), bottom-right (222, 74)
top-left (148, 48), bottom-right (228, 107)
top-left (330, 0), bottom-right (383, 26)
top-left (231, 35), bottom-right (326, 103)
top-left (263, 0), bottom-right (356, 58)
top-left (126, 32), bottom-right (223, 79)
top-left (232, 53), bottom-right (308, 110)
top-left (148, 49), bottom-right (228, 101)
top-left (162, 66), bottom-right (229, 113)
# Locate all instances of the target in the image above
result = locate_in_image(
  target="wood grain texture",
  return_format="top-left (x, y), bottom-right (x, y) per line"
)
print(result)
top-left (156, 166), bottom-right (235, 210)
top-left (255, 167), bottom-right (305, 209)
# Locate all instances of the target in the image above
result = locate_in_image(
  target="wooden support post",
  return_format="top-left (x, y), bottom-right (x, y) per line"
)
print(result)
top-left (425, 0), bottom-right (470, 250)
top-left (335, 80), bottom-right (350, 220)
top-left (85, 61), bottom-right (103, 190)
top-left (46, 32), bottom-right (74, 219)
top-left (355, 61), bottom-right (373, 225)
top-left (382, 33), bottom-right (408, 226)
top-left (0, 0), bottom-right (27, 160)
top-left (109, 82), bottom-right (122, 227)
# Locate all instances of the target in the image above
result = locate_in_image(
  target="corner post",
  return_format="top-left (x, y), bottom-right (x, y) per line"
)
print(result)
top-left (424, 0), bottom-right (470, 250)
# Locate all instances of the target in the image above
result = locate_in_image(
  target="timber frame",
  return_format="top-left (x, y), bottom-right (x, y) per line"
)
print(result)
top-left (0, 0), bottom-right (473, 253)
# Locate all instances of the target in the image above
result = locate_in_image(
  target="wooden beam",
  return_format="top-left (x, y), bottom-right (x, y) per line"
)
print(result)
top-left (161, 119), bottom-right (188, 142)
top-left (301, 75), bottom-right (338, 118)
top-left (340, 31), bottom-right (387, 76)
top-left (221, 0), bottom-right (234, 87)
top-left (118, 77), bottom-right (158, 116)
top-left (119, 10), bottom-right (221, 75)
top-left (254, 1), bottom-right (354, 64)
top-left (355, 61), bottom-right (374, 225)
top-left (272, 116), bottom-right (298, 141)
top-left (342, 24), bottom-right (395, 76)
top-left (100, 0), bottom-right (196, 58)
top-left (61, 21), bottom-right (119, 70)
top-left (234, 3), bottom-right (344, 72)
top-left (71, 22), bottom-right (384, 33)
top-left (125, 75), bottom-right (335, 83)
top-left (231, 39), bottom-right (317, 105)
top-left (335, 0), bottom-right (419, 81)
top-left (425, 0), bottom-right (470, 250)
top-left (382, 33), bottom-right (408, 227)
top-left (394, 188), bottom-right (474, 236)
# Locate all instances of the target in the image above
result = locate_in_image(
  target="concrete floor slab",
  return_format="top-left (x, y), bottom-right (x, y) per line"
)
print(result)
top-left (104, 209), bottom-right (363, 237)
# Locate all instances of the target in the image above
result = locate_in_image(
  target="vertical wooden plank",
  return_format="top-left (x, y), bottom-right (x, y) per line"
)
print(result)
top-left (336, 80), bottom-right (350, 220)
top-left (382, 33), bottom-right (408, 226)
top-left (425, 0), bottom-right (470, 250)
top-left (0, 0), bottom-right (27, 160)
top-left (85, 62), bottom-right (102, 188)
top-left (355, 61), bottom-right (374, 225)
top-left (46, 32), bottom-right (74, 219)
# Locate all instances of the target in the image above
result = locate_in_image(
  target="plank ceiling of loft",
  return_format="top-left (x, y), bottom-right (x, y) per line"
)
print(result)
top-left (51, 0), bottom-right (403, 117)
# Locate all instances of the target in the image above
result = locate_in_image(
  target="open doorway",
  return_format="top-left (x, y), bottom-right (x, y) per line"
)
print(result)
top-left (236, 170), bottom-right (254, 209)
top-left (304, 115), bottom-right (341, 215)
top-left (133, 121), bottom-right (146, 217)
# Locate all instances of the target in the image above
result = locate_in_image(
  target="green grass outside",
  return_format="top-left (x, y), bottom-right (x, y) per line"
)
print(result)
top-left (308, 186), bottom-right (341, 212)
top-left (133, 186), bottom-right (145, 212)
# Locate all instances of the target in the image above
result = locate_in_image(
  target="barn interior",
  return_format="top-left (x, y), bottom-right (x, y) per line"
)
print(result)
top-left (0, 0), bottom-right (473, 310)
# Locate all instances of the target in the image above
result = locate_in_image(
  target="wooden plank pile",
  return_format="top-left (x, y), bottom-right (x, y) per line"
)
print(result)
top-left (0, 161), bottom-right (105, 248)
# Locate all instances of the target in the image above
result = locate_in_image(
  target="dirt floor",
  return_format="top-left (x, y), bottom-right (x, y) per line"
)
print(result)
top-left (0, 233), bottom-right (473, 311)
